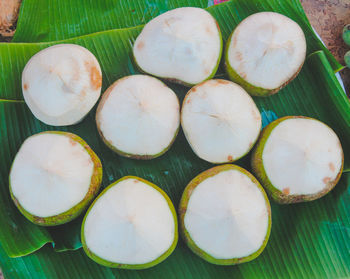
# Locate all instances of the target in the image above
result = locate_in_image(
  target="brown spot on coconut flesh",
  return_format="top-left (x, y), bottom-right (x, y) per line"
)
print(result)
top-left (69, 138), bottom-right (77, 146)
top-left (191, 87), bottom-right (197, 93)
top-left (232, 34), bottom-right (238, 48)
top-left (227, 155), bottom-right (233, 161)
top-left (205, 25), bottom-right (212, 35)
top-left (137, 41), bottom-right (145, 50)
top-left (134, 180), bottom-right (139, 183)
top-left (329, 162), bottom-right (335, 172)
top-left (85, 61), bottom-right (102, 90)
top-left (216, 80), bottom-right (229, 85)
top-left (282, 188), bottom-right (290, 195)
top-left (186, 99), bottom-right (191, 104)
top-left (252, 109), bottom-right (260, 121)
top-left (90, 66), bottom-right (102, 90)
top-left (23, 83), bottom-right (28, 90)
top-left (323, 177), bottom-right (331, 184)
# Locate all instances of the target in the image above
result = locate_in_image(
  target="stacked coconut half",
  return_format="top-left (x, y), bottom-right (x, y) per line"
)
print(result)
top-left (9, 5), bottom-right (344, 271)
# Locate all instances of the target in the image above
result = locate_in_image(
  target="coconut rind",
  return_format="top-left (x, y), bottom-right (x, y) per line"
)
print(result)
top-left (95, 76), bottom-right (180, 160)
top-left (9, 131), bottom-right (103, 226)
top-left (224, 26), bottom-right (305, 97)
top-left (133, 18), bottom-right (223, 87)
top-left (179, 164), bottom-right (271, 265)
top-left (251, 116), bottom-right (344, 204)
top-left (81, 175), bottom-right (178, 269)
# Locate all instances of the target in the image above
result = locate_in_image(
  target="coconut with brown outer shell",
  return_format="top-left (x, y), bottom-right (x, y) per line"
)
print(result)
top-left (133, 7), bottom-right (222, 87)
top-left (251, 116), bottom-right (344, 203)
top-left (9, 131), bottom-right (102, 226)
top-left (225, 12), bottom-right (306, 97)
top-left (179, 164), bottom-right (271, 265)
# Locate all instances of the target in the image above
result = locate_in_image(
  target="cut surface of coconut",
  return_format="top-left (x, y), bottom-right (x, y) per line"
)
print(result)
top-left (133, 7), bottom-right (222, 86)
top-left (22, 44), bottom-right (102, 126)
top-left (254, 117), bottom-right (343, 201)
top-left (181, 79), bottom-right (261, 163)
top-left (96, 75), bottom-right (180, 159)
top-left (82, 176), bottom-right (177, 269)
top-left (180, 165), bottom-right (270, 264)
top-left (225, 12), bottom-right (306, 96)
top-left (9, 132), bottom-right (102, 225)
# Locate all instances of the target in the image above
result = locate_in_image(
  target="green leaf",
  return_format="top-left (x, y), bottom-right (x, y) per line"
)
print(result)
top-left (1, 49), bottom-right (349, 269)
top-left (0, 0), bottom-right (349, 277)
top-left (13, 0), bottom-right (209, 42)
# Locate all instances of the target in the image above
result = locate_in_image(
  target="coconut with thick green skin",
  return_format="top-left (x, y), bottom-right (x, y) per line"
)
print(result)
top-left (22, 44), bottom-right (102, 126)
top-left (345, 50), bottom-right (350, 69)
top-left (81, 176), bottom-right (178, 269)
top-left (179, 164), bottom-right (271, 265)
top-left (96, 75), bottom-right (180, 159)
top-left (343, 24), bottom-right (350, 47)
top-left (181, 79), bottom-right (261, 164)
top-left (9, 131), bottom-right (102, 226)
top-left (133, 7), bottom-right (222, 87)
top-left (251, 116), bottom-right (344, 204)
top-left (225, 12), bottom-right (306, 97)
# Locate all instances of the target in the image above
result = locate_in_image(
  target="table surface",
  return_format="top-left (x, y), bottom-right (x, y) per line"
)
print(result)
top-left (0, 0), bottom-right (348, 278)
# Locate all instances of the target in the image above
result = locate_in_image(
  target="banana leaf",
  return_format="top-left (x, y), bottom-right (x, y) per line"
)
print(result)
top-left (0, 0), bottom-right (349, 277)
top-left (1, 50), bottom-right (349, 278)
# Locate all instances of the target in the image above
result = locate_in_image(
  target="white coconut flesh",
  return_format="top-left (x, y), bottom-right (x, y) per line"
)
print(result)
top-left (262, 118), bottom-right (343, 195)
top-left (96, 75), bottom-right (180, 157)
top-left (83, 177), bottom-right (176, 265)
top-left (227, 12), bottom-right (306, 90)
top-left (22, 44), bottom-right (102, 126)
top-left (133, 7), bottom-right (221, 85)
top-left (9, 133), bottom-right (95, 217)
top-left (181, 79), bottom-right (261, 163)
top-left (184, 169), bottom-right (269, 259)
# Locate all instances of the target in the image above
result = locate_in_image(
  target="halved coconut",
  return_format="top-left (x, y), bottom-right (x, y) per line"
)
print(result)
top-left (179, 164), bottom-right (271, 265)
top-left (9, 131), bottom-right (102, 226)
top-left (81, 176), bottom-right (178, 269)
top-left (225, 12), bottom-right (307, 96)
top-left (251, 116), bottom-right (344, 203)
top-left (133, 7), bottom-right (222, 86)
top-left (22, 44), bottom-right (102, 126)
top-left (181, 79), bottom-right (261, 164)
top-left (96, 75), bottom-right (180, 159)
